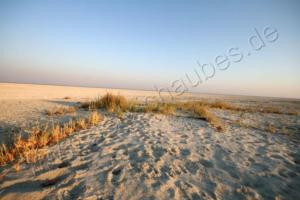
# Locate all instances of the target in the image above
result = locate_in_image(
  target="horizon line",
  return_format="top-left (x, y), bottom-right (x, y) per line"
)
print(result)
top-left (1, 81), bottom-right (299, 101)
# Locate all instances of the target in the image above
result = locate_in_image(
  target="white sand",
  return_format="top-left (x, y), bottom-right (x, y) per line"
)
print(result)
top-left (0, 83), bottom-right (299, 200)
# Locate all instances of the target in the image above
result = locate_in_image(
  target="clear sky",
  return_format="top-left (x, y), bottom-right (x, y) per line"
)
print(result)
top-left (0, 0), bottom-right (299, 98)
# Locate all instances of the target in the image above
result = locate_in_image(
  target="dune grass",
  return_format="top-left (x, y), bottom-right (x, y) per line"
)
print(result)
top-left (267, 123), bottom-right (276, 133)
top-left (81, 93), bottom-right (128, 113)
top-left (45, 106), bottom-right (76, 116)
top-left (82, 94), bottom-right (178, 115)
top-left (51, 94), bottom-right (293, 135)
top-left (81, 93), bottom-right (224, 130)
top-left (141, 103), bottom-right (177, 115)
top-left (3, 93), bottom-right (291, 166)
top-left (193, 105), bottom-right (225, 132)
top-left (0, 111), bottom-right (102, 166)
top-left (209, 100), bottom-right (297, 115)
top-left (177, 100), bottom-right (297, 115)
top-left (173, 101), bottom-right (225, 131)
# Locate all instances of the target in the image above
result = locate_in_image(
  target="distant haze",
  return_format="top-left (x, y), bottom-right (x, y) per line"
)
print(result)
top-left (0, 0), bottom-right (299, 98)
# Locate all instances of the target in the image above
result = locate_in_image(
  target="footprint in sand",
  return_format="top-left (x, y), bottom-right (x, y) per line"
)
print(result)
top-left (110, 167), bottom-right (123, 185)
top-left (166, 188), bottom-right (176, 198)
top-left (185, 160), bottom-right (200, 175)
top-left (151, 181), bottom-right (162, 191)
top-left (180, 148), bottom-right (191, 157)
top-left (200, 159), bottom-right (214, 168)
top-left (151, 146), bottom-right (166, 161)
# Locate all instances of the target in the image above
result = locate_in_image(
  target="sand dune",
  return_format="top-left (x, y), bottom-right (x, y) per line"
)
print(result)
top-left (0, 83), bottom-right (299, 200)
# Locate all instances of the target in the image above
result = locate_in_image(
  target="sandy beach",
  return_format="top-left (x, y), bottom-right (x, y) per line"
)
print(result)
top-left (0, 83), bottom-right (299, 200)
top-left (1, 1), bottom-right (299, 199)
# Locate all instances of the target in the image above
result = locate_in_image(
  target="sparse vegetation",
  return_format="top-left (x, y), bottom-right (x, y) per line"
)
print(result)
top-left (177, 102), bottom-right (226, 131)
top-left (84, 93), bottom-right (282, 116)
top-left (209, 100), bottom-right (236, 110)
top-left (0, 172), bottom-right (5, 182)
top-left (45, 106), bottom-right (76, 116)
top-left (0, 144), bottom-right (14, 165)
top-left (76, 118), bottom-right (87, 129)
top-left (81, 93), bottom-right (129, 114)
top-left (13, 162), bottom-right (21, 172)
top-left (232, 117), bottom-right (285, 134)
top-left (267, 123), bottom-right (276, 133)
top-left (4, 92), bottom-right (292, 167)
top-left (82, 94), bottom-right (178, 116)
top-left (81, 93), bottom-right (225, 131)
top-left (89, 111), bottom-right (103, 125)
top-left (141, 103), bottom-right (177, 115)
top-left (174, 99), bottom-right (297, 115)
top-left (101, 93), bottom-right (128, 112)
top-left (208, 100), bottom-right (297, 115)
top-left (0, 111), bottom-right (102, 166)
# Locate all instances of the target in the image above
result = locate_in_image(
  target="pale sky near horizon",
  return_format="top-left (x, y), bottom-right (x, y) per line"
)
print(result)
top-left (0, 0), bottom-right (299, 98)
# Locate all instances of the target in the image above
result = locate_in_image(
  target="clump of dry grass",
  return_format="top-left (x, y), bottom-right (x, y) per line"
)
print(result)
top-left (81, 93), bottom-right (128, 113)
top-left (146, 101), bottom-right (226, 131)
top-left (81, 94), bottom-right (225, 130)
top-left (89, 111), bottom-right (102, 125)
top-left (45, 106), bottom-right (76, 116)
top-left (267, 123), bottom-right (276, 133)
top-left (101, 93), bottom-right (128, 112)
top-left (257, 105), bottom-right (297, 115)
top-left (178, 100), bottom-right (239, 113)
top-left (171, 101), bottom-right (226, 131)
top-left (177, 99), bottom-right (296, 116)
top-left (0, 144), bottom-right (14, 165)
top-left (80, 101), bottom-right (91, 109)
top-left (193, 105), bottom-right (226, 132)
top-left (209, 100), bottom-right (236, 110)
top-left (0, 111), bottom-right (103, 166)
top-left (13, 163), bottom-right (21, 172)
top-left (0, 172), bottom-right (5, 182)
top-left (75, 118), bottom-right (87, 129)
top-left (208, 100), bottom-right (297, 115)
top-left (141, 103), bottom-right (176, 115)
top-left (176, 101), bottom-right (199, 111)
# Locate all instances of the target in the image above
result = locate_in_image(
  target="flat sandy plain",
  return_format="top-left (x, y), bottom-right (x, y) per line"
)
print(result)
top-left (0, 83), bottom-right (299, 200)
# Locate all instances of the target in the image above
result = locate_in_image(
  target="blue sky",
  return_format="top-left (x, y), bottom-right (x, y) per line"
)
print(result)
top-left (0, 0), bottom-right (299, 98)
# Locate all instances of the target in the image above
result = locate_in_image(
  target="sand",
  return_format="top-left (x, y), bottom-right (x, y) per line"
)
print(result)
top-left (0, 83), bottom-right (300, 200)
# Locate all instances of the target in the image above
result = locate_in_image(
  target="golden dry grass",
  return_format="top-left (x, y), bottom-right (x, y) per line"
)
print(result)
top-left (134, 100), bottom-right (224, 131)
top-left (76, 118), bottom-right (87, 129)
top-left (81, 94), bottom-right (225, 131)
top-left (81, 93), bottom-right (128, 113)
top-left (13, 162), bottom-right (21, 172)
top-left (193, 105), bottom-right (225, 132)
top-left (94, 94), bottom-right (177, 115)
top-left (101, 93), bottom-right (128, 112)
top-left (0, 144), bottom-right (14, 165)
top-left (82, 93), bottom-right (177, 116)
top-left (141, 103), bottom-right (177, 115)
top-left (45, 106), bottom-right (76, 116)
top-left (266, 123), bottom-right (276, 133)
top-left (232, 118), bottom-right (282, 134)
top-left (208, 100), bottom-right (296, 115)
top-left (209, 100), bottom-right (236, 110)
top-left (0, 111), bottom-right (102, 166)
top-left (89, 111), bottom-right (103, 125)
top-left (175, 99), bottom-right (296, 115)
top-left (0, 172), bottom-right (5, 182)
top-left (4, 93), bottom-right (291, 166)
top-left (81, 95), bottom-right (226, 134)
